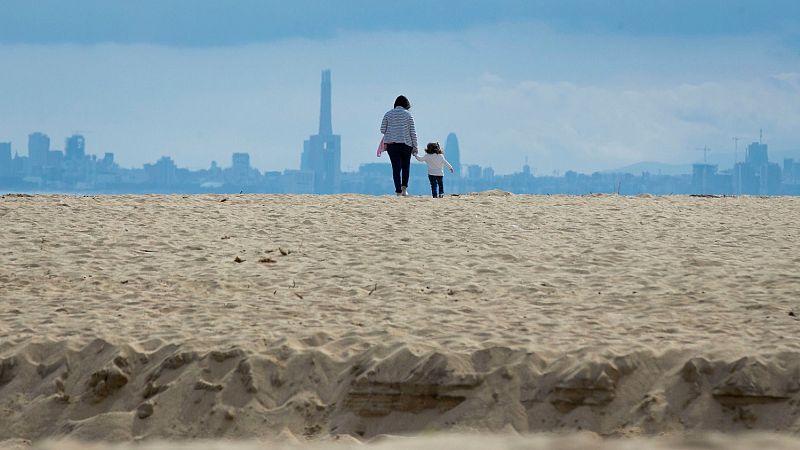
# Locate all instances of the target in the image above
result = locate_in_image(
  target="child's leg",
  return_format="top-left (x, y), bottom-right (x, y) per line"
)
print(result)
top-left (428, 175), bottom-right (438, 198)
top-left (437, 176), bottom-right (444, 197)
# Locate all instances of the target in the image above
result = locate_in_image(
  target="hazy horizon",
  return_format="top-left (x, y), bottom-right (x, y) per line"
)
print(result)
top-left (1, 0), bottom-right (799, 175)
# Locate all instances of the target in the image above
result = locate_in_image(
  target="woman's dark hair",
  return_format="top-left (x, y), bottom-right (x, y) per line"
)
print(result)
top-left (394, 95), bottom-right (411, 110)
top-left (425, 142), bottom-right (442, 154)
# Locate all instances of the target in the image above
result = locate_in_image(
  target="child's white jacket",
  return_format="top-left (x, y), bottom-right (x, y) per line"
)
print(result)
top-left (414, 153), bottom-right (454, 176)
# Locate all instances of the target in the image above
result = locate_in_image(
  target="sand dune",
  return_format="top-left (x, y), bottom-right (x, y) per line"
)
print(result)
top-left (1, 194), bottom-right (799, 446)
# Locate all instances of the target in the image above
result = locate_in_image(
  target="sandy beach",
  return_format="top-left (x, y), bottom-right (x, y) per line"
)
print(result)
top-left (1, 193), bottom-right (799, 448)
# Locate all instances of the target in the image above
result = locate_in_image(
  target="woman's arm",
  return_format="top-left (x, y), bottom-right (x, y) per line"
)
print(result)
top-left (380, 113), bottom-right (388, 134)
top-left (408, 115), bottom-right (418, 153)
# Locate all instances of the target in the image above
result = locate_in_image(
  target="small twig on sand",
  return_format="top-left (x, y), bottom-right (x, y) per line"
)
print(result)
top-left (294, 292), bottom-right (304, 300)
top-left (368, 283), bottom-right (378, 296)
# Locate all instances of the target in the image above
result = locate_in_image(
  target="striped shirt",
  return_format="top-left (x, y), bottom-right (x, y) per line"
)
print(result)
top-left (381, 107), bottom-right (418, 152)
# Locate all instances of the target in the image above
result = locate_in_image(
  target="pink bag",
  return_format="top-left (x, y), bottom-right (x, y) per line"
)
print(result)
top-left (377, 137), bottom-right (385, 157)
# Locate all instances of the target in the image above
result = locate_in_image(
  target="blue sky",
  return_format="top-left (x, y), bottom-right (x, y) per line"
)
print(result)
top-left (1, 1), bottom-right (799, 173)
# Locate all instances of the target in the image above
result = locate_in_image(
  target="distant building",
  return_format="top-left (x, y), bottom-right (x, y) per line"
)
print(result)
top-left (65, 134), bottom-right (86, 160)
top-left (691, 163), bottom-right (718, 194)
top-left (785, 158), bottom-right (799, 184)
top-left (466, 164), bottom-right (482, 179)
top-left (27, 132), bottom-right (50, 169)
top-left (445, 133), bottom-right (461, 177)
top-left (226, 152), bottom-right (261, 187)
top-left (746, 141), bottom-right (768, 166)
top-left (0, 142), bottom-right (11, 178)
top-left (144, 156), bottom-right (178, 186)
top-left (44, 150), bottom-right (64, 181)
top-left (232, 152), bottom-right (250, 170)
top-left (283, 169), bottom-right (315, 194)
top-left (300, 70), bottom-right (341, 194)
top-left (733, 162), bottom-right (758, 195)
top-left (522, 164), bottom-right (531, 177)
top-left (732, 140), bottom-right (782, 195)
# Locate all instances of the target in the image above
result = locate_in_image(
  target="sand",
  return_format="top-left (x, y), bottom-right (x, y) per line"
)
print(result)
top-left (0, 193), bottom-right (799, 448)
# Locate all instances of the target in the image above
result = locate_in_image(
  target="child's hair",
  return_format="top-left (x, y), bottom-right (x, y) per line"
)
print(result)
top-left (425, 142), bottom-right (443, 154)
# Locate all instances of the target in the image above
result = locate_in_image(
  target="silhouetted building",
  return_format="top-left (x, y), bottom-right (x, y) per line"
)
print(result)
top-left (283, 169), bottom-right (315, 194)
top-left (445, 133), bottom-right (461, 177)
top-left (731, 140), bottom-right (782, 195)
top-left (746, 142), bottom-right (768, 166)
top-left (785, 158), bottom-right (799, 184)
top-left (27, 132), bottom-right (50, 169)
top-left (733, 162), bottom-right (757, 195)
top-left (226, 152), bottom-right (261, 187)
top-left (0, 142), bottom-right (11, 178)
top-left (145, 156), bottom-right (177, 186)
top-left (65, 134), bottom-right (86, 160)
top-left (692, 163), bottom-right (717, 194)
top-left (42, 150), bottom-right (64, 182)
top-left (522, 164), bottom-right (531, 177)
top-left (762, 163), bottom-right (782, 195)
top-left (232, 152), bottom-right (250, 170)
top-left (300, 70), bottom-right (341, 193)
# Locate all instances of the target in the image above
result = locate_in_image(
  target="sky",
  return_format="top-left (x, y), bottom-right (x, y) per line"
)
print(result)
top-left (1, 0), bottom-right (799, 174)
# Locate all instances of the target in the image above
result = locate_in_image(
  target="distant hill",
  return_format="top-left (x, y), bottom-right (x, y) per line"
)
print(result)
top-left (603, 161), bottom-right (693, 176)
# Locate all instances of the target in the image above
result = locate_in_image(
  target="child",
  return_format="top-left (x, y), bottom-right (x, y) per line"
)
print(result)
top-left (415, 142), bottom-right (454, 198)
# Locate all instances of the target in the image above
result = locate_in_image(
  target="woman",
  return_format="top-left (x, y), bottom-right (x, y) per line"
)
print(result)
top-left (380, 95), bottom-right (418, 196)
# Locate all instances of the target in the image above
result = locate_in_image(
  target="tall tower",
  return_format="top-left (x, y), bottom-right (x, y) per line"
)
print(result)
top-left (445, 133), bottom-right (461, 177)
top-left (319, 70), bottom-right (333, 136)
top-left (300, 70), bottom-right (341, 193)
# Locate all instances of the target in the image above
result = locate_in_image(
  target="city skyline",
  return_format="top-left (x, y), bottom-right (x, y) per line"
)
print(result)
top-left (1, 2), bottom-right (799, 174)
top-left (2, 65), bottom-right (796, 182)
top-left (1, 68), bottom-right (798, 197)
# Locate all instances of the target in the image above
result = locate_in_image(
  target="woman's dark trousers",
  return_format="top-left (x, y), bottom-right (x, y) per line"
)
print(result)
top-left (386, 143), bottom-right (412, 193)
top-left (428, 175), bottom-right (444, 198)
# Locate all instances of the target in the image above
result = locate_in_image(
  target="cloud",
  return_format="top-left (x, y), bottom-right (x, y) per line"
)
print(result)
top-left (1, 0), bottom-right (799, 46)
top-left (450, 77), bottom-right (800, 172)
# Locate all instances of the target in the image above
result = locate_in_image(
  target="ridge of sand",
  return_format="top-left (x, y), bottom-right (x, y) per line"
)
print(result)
top-left (1, 194), bottom-right (799, 443)
top-left (2, 338), bottom-right (800, 441)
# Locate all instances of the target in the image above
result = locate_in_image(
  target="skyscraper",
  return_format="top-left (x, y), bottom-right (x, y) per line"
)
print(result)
top-left (65, 134), bottom-right (86, 160)
top-left (300, 70), bottom-right (341, 194)
top-left (319, 70), bottom-right (333, 136)
top-left (445, 133), bottom-right (461, 177)
top-left (28, 132), bottom-right (50, 168)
